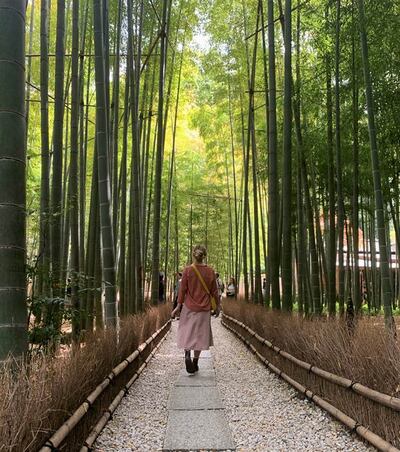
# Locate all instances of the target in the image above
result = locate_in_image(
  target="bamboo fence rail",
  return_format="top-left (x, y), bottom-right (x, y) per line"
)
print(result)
top-left (222, 313), bottom-right (400, 452)
top-left (80, 330), bottom-right (168, 451)
top-left (39, 320), bottom-right (171, 452)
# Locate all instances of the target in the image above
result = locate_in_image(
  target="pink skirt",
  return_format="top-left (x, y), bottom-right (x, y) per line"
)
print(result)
top-left (177, 304), bottom-right (214, 350)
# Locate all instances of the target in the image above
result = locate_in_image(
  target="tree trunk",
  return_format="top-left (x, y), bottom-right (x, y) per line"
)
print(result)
top-left (351, 3), bottom-right (361, 311)
top-left (127, 0), bottom-right (144, 311)
top-left (39, 0), bottom-right (51, 298)
top-left (51, 0), bottom-right (66, 300)
top-left (151, 0), bottom-right (169, 305)
top-left (335, 0), bottom-right (345, 315)
top-left (93, 0), bottom-right (118, 327)
top-left (326, 54), bottom-right (336, 315)
top-left (165, 38), bottom-right (184, 288)
top-left (281, 0), bottom-right (293, 311)
top-left (248, 4), bottom-right (262, 303)
top-left (69, 0), bottom-right (80, 341)
top-left (267, 0), bottom-right (280, 309)
top-left (357, 0), bottom-right (394, 329)
top-left (118, 51), bottom-right (130, 317)
top-left (0, 0), bottom-right (28, 359)
top-left (25, 0), bottom-right (35, 143)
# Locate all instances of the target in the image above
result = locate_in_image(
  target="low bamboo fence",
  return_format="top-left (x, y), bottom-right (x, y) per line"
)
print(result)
top-left (39, 320), bottom-right (171, 452)
top-left (222, 313), bottom-right (400, 452)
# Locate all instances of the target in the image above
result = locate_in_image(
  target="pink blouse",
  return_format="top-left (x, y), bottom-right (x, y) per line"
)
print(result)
top-left (178, 264), bottom-right (220, 312)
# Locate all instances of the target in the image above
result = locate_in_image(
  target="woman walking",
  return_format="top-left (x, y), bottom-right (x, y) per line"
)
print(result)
top-left (171, 245), bottom-right (220, 374)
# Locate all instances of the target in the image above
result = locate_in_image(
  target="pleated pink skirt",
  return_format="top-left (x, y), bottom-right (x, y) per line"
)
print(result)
top-left (177, 304), bottom-right (214, 350)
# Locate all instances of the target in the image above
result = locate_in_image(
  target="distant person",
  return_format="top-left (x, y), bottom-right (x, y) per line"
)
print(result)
top-left (226, 277), bottom-right (236, 298)
top-left (171, 245), bottom-right (220, 374)
top-left (159, 272), bottom-right (165, 302)
top-left (172, 272), bottom-right (183, 313)
top-left (66, 278), bottom-right (72, 298)
top-left (346, 296), bottom-right (355, 332)
top-left (216, 272), bottom-right (225, 301)
top-left (262, 278), bottom-right (267, 299)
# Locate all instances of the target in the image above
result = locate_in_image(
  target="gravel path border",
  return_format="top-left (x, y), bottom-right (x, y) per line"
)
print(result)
top-left (214, 318), bottom-right (373, 451)
top-left (94, 317), bottom-right (373, 451)
top-left (94, 324), bottom-right (182, 451)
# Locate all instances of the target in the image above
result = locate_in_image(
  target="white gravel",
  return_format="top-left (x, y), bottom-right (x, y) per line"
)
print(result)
top-left (94, 324), bottom-right (182, 451)
top-left (214, 318), bottom-right (373, 452)
top-left (94, 318), bottom-right (374, 451)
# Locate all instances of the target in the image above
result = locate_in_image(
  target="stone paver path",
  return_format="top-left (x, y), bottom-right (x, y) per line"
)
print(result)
top-left (163, 350), bottom-right (235, 451)
top-left (94, 319), bottom-right (372, 451)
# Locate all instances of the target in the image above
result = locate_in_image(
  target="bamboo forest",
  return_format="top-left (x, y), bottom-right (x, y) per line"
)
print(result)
top-left (1, 0), bottom-right (400, 451)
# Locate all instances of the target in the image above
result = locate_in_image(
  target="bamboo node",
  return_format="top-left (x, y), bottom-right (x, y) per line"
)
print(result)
top-left (349, 381), bottom-right (357, 391)
top-left (43, 440), bottom-right (57, 451)
top-left (352, 422), bottom-right (362, 433)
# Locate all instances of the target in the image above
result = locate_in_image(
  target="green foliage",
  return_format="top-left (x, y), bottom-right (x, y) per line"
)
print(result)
top-left (22, 0), bottom-right (400, 321)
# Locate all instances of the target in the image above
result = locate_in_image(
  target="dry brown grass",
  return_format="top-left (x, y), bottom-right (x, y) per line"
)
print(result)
top-left (0, 303), bottom-right (171, 452)
top-left (222, 299), bottom-right (400, 447)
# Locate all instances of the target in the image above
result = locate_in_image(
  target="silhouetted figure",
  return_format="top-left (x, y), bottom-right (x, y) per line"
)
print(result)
top-left (226, 277), bottom-right (236, 298)
top-left (216, 272), bottom-right (224, 301)
top-left (346, 296), bottom-right (355, 333)
top-left (173, 272), bottom-right (183, 312)
top-left (159, 272), bottom-right (165, 303)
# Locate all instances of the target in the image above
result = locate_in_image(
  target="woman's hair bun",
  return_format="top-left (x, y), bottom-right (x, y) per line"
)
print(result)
top-left (192, 244), bottom-right (207, 260)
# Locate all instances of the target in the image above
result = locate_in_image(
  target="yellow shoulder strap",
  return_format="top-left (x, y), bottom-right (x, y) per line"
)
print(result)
top-left (191, 264), bottom-right (211, 295)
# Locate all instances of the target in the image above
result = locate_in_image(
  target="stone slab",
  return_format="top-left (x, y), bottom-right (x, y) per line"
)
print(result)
top-left (163, 409), bottom-right (236, 451)
top-left (177, 370), bottom-right (216, 387)
top-left (169, 386), bottom-right (223, 410)
top-left (200, 360), bottom-right (215, 369)
top-left (198, 349), bottom-right (212, 358)
top-left (195, 358), bottom-right (214, 369)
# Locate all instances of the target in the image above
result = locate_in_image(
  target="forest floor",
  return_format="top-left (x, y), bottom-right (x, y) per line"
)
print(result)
top-left (94, 319), bottom-right (373, 451)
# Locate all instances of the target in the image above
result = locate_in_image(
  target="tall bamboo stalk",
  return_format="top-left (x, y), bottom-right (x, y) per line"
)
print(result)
top-left (93, 0), bottom-right (118, 327)
top-left (326, 53), bottom-right (336, 315)
top-left (352, 1), bottom-right (361, 312)
top-left (51, 0), bottom-right (66, 300)
top-left (164, 37), bottom-right (185, 287)
top-left (39, 0), bottom-right (51, 298)
top-left (248, 3), bottom-right (262, 303)
top-left (335, 0), bottom-right (345, 315)
top-left (281, 0), bottom-right (293, 311)
top-left (357, 0), bottom-right (394, 329)
top-left (267, 0), bottom-right (280, 309)
top-left (0, 0), bottom-right (28, 359)
top-left (151, 0), bottom-right (169, 305)
top-left (69, 0), bottom-right (81, 340)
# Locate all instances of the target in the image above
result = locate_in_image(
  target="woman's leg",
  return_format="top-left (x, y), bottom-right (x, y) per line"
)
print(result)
top-left (185, 349), bottom-right (195, 373)
top-left (193, 350), bottom-right (201, 372)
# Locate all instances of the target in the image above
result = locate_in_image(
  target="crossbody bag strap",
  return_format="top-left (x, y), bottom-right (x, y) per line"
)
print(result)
top-left (191, 264), bottom-right (211, 296)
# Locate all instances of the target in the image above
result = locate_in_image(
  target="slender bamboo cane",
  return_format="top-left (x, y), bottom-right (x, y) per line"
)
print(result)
top-left (151, 0), bottom-right (169, 305)
top-left (357, 0), bottom-right (394, 329)
top-left (93, 0), bottom-right (118, 327)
